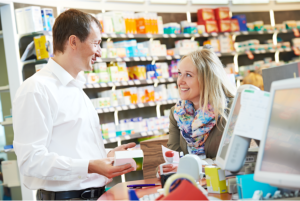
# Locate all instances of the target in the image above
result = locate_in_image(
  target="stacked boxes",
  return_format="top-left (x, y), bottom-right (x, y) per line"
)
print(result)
top-left (15, 6), bottom-right (43, 34)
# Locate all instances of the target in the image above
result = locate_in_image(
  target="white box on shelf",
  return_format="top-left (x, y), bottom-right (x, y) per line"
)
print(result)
top-left (15, 8), bottom-right (27, 35)
top-left (23, 6), bottom-right (44, 33)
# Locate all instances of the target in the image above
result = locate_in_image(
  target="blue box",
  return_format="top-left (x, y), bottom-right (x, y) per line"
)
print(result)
top-left (232, 15), bottom-right (248, 31)
top-left (125, 46), bottom-right (139, 57)
top-left (236, 174), bottom-right (278, 199)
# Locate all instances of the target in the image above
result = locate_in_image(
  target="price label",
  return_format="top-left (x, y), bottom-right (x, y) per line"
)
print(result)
top-left (166, 56), bottom-right (172, 60)
top-left (153, 56), bottom-right (159, 60)
top-left (242, 31), bottom-right (249, 35)
top-left (134, 80), bottom-right (141, 85)
top-left (154, 130), bottom-right (159, 135)
top-left (279, 48), bottom-right (284, 52)
top-left (116, 57), bottom-right (122, 62)
top-left (167, 100), bottom-right (172, 104)
top-left (159, 78), bottom-right (166, 83)
top-left (203, 33), bottom-right (209, 37)
top-left (110, 138), bottom-right (116, 142)
top-left (149, 102), bottom-right (155, 106)
top-left (235, 31), bottom-right (241, 35)
top-left (114, 82), bottom-right (121, 86)
top-left (122, 105), bottom-right (129, 110)
top-left (133, 57), bottom-right (140, 61)
top-left (124, 57), bottom-right (130, 62)
top-left (128, 33), bottom-right (134, 38)
top-left (93, 83), bottom-right (100, 88)
top-left (96, 58), bottom-right (102, 62)
top-left (103, 108), bottom-right (109, 113)
top-left (129, 104), bottom-right (136, 109)
top-left (194, 34), bottom-right (200, 37)
top-left (141, 132), bottom-right (147, 136)
top-left (86, 84), bottom-right (93, 88)
top-left (128, 80), bottom-right (134, 85)
top-left (110, 33), bottom-right (117, 38)
top-left (97, 109), bottom-right (103, 113)
top-left (125, 135), bottom-right (131, 140)
top-left (258, 31), bottom-right (264, 34)
top-left (147, 56), bottom-right (152, 61)
top-left (163, 34), bottom-right (169, 38)
top-left (108, 82), bottom-right (114, 87)
top-left (109, 107), bottom-right (115, 112)
top-left (216, 53), bottom-right (221, 57)
top-left (102, 33), bottom-right (108, 38)
top-left (170, 34), bottom-right (176, 38)
top-left (260, 50), bottom-right (266, 54)
top-left (103, 139), bottom-right (107, 144)
top-left (82, 85), bottom-right (86, 89)
top-left (224, 32), bottom-right (230, 36)
top-left (254, 50), bottom-right (260, 54)
top-left (168, 78), bottom-right (174, 82)
top-left (162, 100), bottom-right (167, 104)
top-left (285, 48), bottom-right (292, 52)
top-left (120, 34), bottom-right (126, 38)
top-left (121, 81), bottom-right (128, 86)
top-left (267, 30), bottom-right (273, 34)
top-left (138, 103), bottom-right (144, 108)
top-left (231, 52), bottom-right (236, 55)
top-left (174, 55), bottom-right (180, 59)
top-left (173, 99), bottom-right (178, 103)
top-left (140, 57), bottom-right (146, 61)
top-left (282, 29), bottom-right (287, 33)
top-left (146, 79), bottom-right (153, 84)
top-left (116, 106), bottom-right (122, 111)
top-left (184, 34), bottom-right (190, 37)
top-left (100, 83), bottom-right (108, 87)
top-left (147, 34), bottom-right (153, 38)
top-left (164, 128), bottom-right (169, 133)
top-left (212, 32), bottom-right (218, 37)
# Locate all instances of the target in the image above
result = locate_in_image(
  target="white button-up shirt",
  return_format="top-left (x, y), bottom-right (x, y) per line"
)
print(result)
top-left (13, 59), bottom-right (111, 191)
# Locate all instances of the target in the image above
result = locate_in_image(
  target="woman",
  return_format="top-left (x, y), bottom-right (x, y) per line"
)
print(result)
top-left (159, 46), bottom-right (236, 174)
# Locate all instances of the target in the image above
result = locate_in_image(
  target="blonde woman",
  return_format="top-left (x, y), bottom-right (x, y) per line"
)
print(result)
top-left (159, 46), bottom-right (236, 174)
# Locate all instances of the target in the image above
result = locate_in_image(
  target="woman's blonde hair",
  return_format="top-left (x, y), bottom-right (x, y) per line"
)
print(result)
top-left (243, 72), bottom-right (264, 90)
top-left (180, 47), bottom-right (236, 124)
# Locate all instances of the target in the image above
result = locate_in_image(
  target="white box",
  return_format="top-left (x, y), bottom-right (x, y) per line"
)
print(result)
top-left (2, 160), bottom-right (21, 187)
top-left (15, 8), bottom-right (27, 34)
top-left (114, 150), bottom-right (144, 171)
top-left (23, 6), bottom-right (43, 33)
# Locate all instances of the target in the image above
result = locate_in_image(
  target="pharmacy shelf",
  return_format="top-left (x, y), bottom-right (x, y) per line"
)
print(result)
top-left (100, 29), bottom-right (297, 39)
top-left (21, 59), bottom-right (48, 66)
top-left (18, 30), bottom-right (52, 39)
top-left (103, 128), bottom-right (169, 144)
top-left (0, 149), bottom-right (14, 153)
top-left (0, 85), bottom-right (9, 93)
top-left (0, 119), bottom-right (13, 127)
top-left (97, 98), bottom-right (178, 114)
top-left (238, 48), bottom-right (292, 55)
top-left (0, 30), bottom-right (3, 39)
top-left (83, 78), bottom-right (177, 89)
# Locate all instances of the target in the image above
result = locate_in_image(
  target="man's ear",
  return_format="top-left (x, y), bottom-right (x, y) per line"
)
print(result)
top-left (69, 35), bottom-right (77, 50)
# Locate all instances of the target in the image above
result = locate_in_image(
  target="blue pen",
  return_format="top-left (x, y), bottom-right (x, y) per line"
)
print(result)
top-left (127, 184), bottom-right (159, 188)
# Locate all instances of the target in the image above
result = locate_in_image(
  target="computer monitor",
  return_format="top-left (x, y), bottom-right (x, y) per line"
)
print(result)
top-left (254, 78), bottom-right (300, 189)
top-left (215, 85), bottom-right (260, 172)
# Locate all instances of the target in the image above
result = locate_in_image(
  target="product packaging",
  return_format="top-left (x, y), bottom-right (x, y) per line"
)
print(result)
top-left (197, 8), bottom-right (215, 22)
top-left (217, 20), bottom-right (231, 32)
top-left (34, 35), bottom-right (49, 60)
top-left (114, 150), bottom-right (144, 171)
top-left (231, 19), bottom-right (240, 32)
top-left (205, 166), bottom-right (227, 194)
top-left (231, 15), bottom-right (248, 31)
top-left (198, 20), bottom-right (219, 33)
top-left (41, 8), bottom-right (54, 31)
top-left (214, 7), bottom-right (230, 20)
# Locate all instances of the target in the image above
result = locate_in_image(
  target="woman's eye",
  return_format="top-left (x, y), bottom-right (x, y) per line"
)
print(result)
top-left (178, 72), bottom-right (182, 76)
top-left (187, 74), bottom-right (191, 77)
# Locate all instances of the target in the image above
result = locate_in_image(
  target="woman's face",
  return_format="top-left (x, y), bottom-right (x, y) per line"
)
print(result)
top-left (177, 57), bottom-right (201, 105)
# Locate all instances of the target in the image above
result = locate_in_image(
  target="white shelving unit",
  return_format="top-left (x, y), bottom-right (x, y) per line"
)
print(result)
top-left (0, 85), bottom-right (9, 93)
top-left (0, 119), bottom-right (13, 126)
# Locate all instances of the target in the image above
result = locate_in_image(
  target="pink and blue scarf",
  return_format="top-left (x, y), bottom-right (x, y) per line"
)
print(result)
top-left (173, 100), bottom-right (216, 155)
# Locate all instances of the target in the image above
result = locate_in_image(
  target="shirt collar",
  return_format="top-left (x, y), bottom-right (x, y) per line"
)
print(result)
top-left (47, 58), bottom-right (86, 88)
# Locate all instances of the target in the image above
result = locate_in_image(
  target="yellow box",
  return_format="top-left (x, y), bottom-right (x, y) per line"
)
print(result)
top-left (34, 35), bottom-right (49, 60)
top-left (205, 166), bottom-right (227, 194)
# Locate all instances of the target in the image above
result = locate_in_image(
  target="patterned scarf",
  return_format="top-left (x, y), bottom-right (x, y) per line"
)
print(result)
top-left (173, 100), bottom-right (216, 155)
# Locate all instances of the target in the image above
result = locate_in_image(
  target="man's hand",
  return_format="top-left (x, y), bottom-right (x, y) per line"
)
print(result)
top-left (88, 158), bottom-right (134, 179)
top-left (157, 164), bottom-right (177, 176)
top-left (107, 142), bottom-right (136, 158)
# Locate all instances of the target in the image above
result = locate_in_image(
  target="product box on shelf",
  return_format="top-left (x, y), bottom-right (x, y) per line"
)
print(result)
top-left (231, 15), bottom-right (248, 31)
top-left (163, 23), bottom-right (181, 34)
top-left (34, 35), bottom-right (49, 60)
top-left (203, 38), bottom-right (220, 53)
top-left (284, 20), bottom-right (297, 30)
top-left (107, 66), bottom-right (119, 81)
top-left (15, 6), bottom-right (44, 34)
top-left (104, 12), bottom-right (126, 34)
top-left (198, 20), bottom-right (219, 33)
top-left (253, 21), bottom-right (264, 31)
top-left (96, 13), bottom-right (104, 33)
top-left (214, 7), bottom-right (230, 20)
top-left (116, 48), bottom-right (127, 58)
top-left (218, 35), bottom-right (234, 53)
top-left (231, 19), bottom-right (240, 32)
top-left (128, 65), bottom-right (147, 80)
top-left (102, 14), bottom-right (114, 33)
top-left (217, 20), bottom-right (231, 32)
top-left (157, 16), bottom-right (164, 34)
top-left (246, 23), bottom-right (255, 32)
top-left (41, 8), bottom-right (54, 32)
top-left (124, 12), bottom-right (137, 34)
top-left (197, 25), bottom-right (206, 34)
top-left (197, 8), bottom-right (215, 22)
top-left (274, 24), bottom-right (285, 31)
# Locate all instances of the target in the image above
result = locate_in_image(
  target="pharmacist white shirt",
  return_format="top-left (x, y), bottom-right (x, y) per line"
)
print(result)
top-left (13, 58), bottom-right (111, 191)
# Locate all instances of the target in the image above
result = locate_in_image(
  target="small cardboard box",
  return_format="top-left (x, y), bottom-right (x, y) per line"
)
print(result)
top-left (198, 20), bottom-right (219, 33)
top-left (114, 150), bottom-right (144, 171)
top-left (214, 7), bottom-right (230, 20)
top-left (197, 8), bottom-right (215, 22)
top-left (205, 166), bottom-right (227, 194)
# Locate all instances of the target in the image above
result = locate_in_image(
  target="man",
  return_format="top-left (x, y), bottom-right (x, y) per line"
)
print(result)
top-left (13, 9), bottom-right (135, 200)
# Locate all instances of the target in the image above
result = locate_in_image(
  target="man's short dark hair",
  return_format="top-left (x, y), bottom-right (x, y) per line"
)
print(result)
top-left (52, 9), bottom-right (102, 54)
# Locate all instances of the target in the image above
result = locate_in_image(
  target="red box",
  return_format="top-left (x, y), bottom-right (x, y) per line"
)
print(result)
top-left (217, 20), bottom-right (231, 32)
top-left (214, 7), bottom-right (230, 20)
top-left (198, 20), bottom-right (219, 33)
top-left (197, 8), bottom-right (215, 22)
top-left (231, 19), bottom-right (240, 32)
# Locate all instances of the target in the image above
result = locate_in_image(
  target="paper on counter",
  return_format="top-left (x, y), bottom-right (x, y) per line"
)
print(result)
top-left (233, 90), bottom-right (270, 140)
top-left (161, 145), bottom-right (180, 163)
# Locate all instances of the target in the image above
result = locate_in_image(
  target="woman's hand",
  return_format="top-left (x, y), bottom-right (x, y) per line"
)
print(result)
top-left (157, 164), bottom-right (177, 176)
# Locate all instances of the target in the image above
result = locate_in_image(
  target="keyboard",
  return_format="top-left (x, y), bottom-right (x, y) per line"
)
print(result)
top-left (139, 192), bottom-right (160, 201)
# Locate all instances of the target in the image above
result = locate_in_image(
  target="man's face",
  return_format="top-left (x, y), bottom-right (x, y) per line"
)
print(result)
top-left (77, 22), bottom-right (102, 72)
